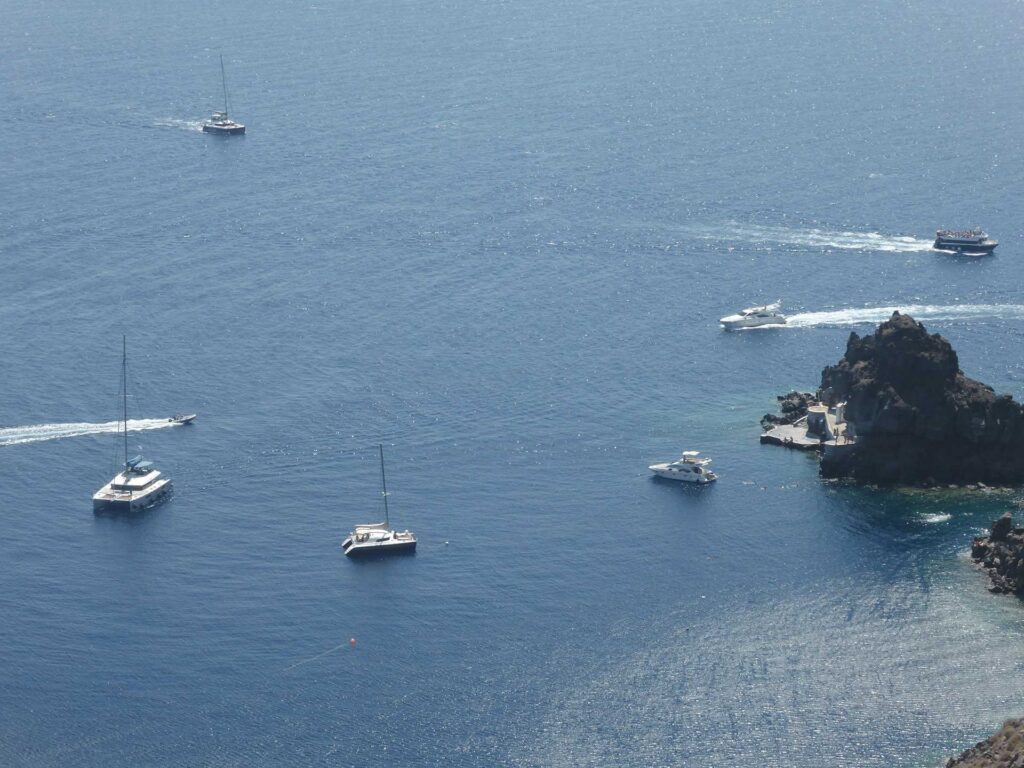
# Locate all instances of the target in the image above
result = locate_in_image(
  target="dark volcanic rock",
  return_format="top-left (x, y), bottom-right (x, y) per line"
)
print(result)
top-left (760, 390), bottom-right (816, 430)
top-left (817, 312), bottom-right (1024, 485)
top-left (992, 511), bottom-right (1014, 542)
top-left (971, 513), bottom-right (1024, 594)
top-left (945, 718), bottom-right (1024, 767)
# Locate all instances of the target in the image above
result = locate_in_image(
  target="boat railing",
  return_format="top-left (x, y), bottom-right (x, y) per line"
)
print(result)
top-left (936, 229), bottom-right (986, 239)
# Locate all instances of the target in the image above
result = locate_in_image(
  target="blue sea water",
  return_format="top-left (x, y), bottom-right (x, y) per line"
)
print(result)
top-left (4, 0), bottom-right (1024, 764)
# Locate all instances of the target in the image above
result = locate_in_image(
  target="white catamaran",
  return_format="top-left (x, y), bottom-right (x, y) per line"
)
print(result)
top-left (342, 445), bottom-right (417, 557)
top-left (203, 55), bottom-right (246, 135)
top-left (92, 337), bottom-right (173, 513)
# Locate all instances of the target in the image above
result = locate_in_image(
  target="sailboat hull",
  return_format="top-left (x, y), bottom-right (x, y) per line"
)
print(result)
top-left (342, 537), bottom-right (417, 557)
top-left (93, 478), bottom-right (173, 513)
top-left (203, 123), bottom-right (245, 135)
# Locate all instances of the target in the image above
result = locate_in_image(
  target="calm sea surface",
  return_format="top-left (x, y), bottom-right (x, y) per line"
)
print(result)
top-left (4, 0), bottom-right (1024, 765)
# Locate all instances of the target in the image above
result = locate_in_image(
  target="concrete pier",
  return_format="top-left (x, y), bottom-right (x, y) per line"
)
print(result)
top-left (760, 406), bottom-right (854, 451)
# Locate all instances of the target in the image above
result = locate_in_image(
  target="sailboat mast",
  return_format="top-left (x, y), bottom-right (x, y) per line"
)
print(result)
top-left (220, 54), bottom-right (229, 114)
top-left (379, 444), bottom-right (390, 528)
top-left (122, 335), bottom-right (128, 469)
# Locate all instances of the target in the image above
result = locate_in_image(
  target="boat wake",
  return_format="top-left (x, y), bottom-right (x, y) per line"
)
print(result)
top-left (0, 419), bottom-right (179, 447)
top-left (153, 118), bottom-right (204, 132)
top-left (693, 223), bottom-right (933, 253)
top-left (786, 304), bottom-right (1024, 328)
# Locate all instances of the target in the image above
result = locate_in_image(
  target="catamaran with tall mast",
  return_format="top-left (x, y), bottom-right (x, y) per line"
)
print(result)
top-left (202, 55), bottom-right (245, 135)
top-left (92, 337), bottom-right (173, 513)
top-left (342, 445), bottom-right (417, 557)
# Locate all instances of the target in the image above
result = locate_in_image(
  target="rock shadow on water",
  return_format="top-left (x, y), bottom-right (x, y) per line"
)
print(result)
top-left (821, 479), bottom-right (1016, 551)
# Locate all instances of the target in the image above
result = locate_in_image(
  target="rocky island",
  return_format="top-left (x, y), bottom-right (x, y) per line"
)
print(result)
top-left (812, 312), bottom-right (1024, 485)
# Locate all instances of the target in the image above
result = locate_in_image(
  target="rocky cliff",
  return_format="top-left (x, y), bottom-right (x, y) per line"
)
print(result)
top-left (817, 313), bottom-right (1024, 485)
top-left (946, 719), bottom-right (1024, 767)
top-left (760, 390), bottom-right (815, 431)
top-left (971, 513), bottom-right (1024, 594)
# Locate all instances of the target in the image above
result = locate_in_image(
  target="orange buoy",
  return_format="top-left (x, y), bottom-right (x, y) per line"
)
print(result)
top-left (349, 638), bottom-right (357, 646)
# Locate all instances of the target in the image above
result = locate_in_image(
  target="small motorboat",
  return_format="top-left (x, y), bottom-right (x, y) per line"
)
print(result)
top-left (170, 413), bottom-right (197, 425)
top-left (720, 301), bottom-right (786, 330)
top-left (649, 451), bottom-right (718, 483)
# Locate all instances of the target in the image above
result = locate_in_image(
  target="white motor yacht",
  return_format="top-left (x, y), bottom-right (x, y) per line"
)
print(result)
top-left (342, 445), bottom-right (417, 557)
top-left (649, 451), bottom-right (718, 483)
top-left (720, 302), bottom-right (786, 330)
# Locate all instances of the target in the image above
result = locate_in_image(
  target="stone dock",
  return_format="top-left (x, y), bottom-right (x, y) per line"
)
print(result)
top-left (760, 405), bottom-right (854, 452)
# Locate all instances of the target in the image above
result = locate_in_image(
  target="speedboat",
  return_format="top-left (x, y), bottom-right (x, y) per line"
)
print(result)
top-left (342, 445), bottom-right (417, 558)
top-left (170, 413), bottom-right (197, 425)
top-left (649, 451), bottom-right (718, 483)
top-left (94, 455), bottom-right (173, 513)
top-left (934, 228), bottom-right (997, 255)
top-left (720, 302), bottom-right (786, 330)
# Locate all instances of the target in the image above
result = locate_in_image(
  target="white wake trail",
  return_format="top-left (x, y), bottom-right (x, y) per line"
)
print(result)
top-left (691, 223), bottom-right (934, 253)
top-left (153, 117), bottom-right (204, 132)
top-left (0, 419), bottom-right (179, 447)
top-left (786, 304), bottom-right (1024, 328)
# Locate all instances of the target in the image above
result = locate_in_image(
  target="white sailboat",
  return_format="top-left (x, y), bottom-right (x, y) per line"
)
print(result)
top-left (92, 337), bottom-right (173, 513)
top-left (342, 445), bottom-right (417, 557)
top-left (202, 55), bottom-right (246, 135)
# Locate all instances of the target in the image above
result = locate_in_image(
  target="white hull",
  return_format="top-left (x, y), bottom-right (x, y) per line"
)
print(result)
top-left (93, 477), bottom-right (173, 512)
top-left (202, 122), bottom-right (245, 135)
top-left (720, 317), bottom-right (786, 330)
top-left (649, 465), bottom-right (716, 483)
top-left (720, 302), bottom-right (786, 330)
top-left (342, 537), bottom-right (417, 556)
top-left (342, 526), bottom-right (417, 557)
top-left (934, 246), bottom-right (994, 258)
